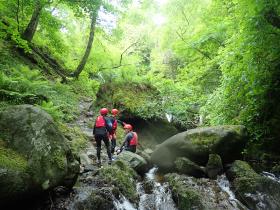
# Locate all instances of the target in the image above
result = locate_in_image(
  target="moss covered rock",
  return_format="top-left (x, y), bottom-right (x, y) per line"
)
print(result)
top-left (99, 160), bottom-right (139, 202)
top-left (166, 173), bottom-right (243, 210)
top-left (73, 188), bottom-right (115, 210)
top-left (227, 160), bottom-right (280, 209)
top-left (175, 157), bottom-right (205, 178)
top-left (206, 154), bottom-right (223, 179)
top-left (151, 125), bottom-right (247, 171)
top-left (165, 173), bottom-right (204, 210)
top-left (117, 151), bottom-right (149, 175)
top-left (0, 105), bottom-right (79, 203)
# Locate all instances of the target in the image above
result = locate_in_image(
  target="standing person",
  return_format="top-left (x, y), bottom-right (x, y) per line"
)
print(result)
top-left (117, 124), bottom-right (138, 154)
top-left (109, 108), bottom-right (119, 154)
top-left (93, 108), bottom-right (112, 166)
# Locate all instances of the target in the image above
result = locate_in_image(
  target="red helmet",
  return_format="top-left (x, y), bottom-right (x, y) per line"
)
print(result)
top-left (124, 124), bottom-right (133, 131)
top-left (100, 108), bottom-right (108, 115)
top-left (111, 108), bottom-right (119, 116)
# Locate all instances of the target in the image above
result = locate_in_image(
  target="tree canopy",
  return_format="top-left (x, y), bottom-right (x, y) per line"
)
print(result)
top-left (1, 0), bottom-right (280, 159)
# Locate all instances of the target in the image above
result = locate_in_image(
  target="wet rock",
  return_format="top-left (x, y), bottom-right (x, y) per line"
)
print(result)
top-left (73, 188), bottom-right (115, 210)
top-left (137, 150), bottom-right (151, 163)
top-left (0, 105), bottom-right (79, 204)
top-left (206, 154), bottom-right (223, 179)
top-left (175, 157), bottom-right (206, 178)
top-left (165, 173), bottom-right (241, 210)
top-left (99, 161), bottom-right (139, 202)
top-left (151, 125), bottom-right (247, 171)
top-left (227, 160), bottom-right (280, 210)
top-left (144, 148), bottom-right (153, 155)
top-left (143, 180), bottom-right (154, 194)
top-left (165, 173), bottom-right (204, 210)
top-left (271, 164), bottom-right (280, 175)
top-left (117, 151), bottom-right (149, 175)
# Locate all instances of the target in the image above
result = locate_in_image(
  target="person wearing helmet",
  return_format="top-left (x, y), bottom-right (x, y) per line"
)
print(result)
top-left (93, 108), bottom-right (113, 166)
top-left (109, 108), bottom-right (119, 154)
top-left (117, 123), bottom-right (138, 154)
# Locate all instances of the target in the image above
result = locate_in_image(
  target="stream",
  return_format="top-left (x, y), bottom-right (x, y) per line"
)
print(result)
top-left (29, 100), bottom-right (279, 210)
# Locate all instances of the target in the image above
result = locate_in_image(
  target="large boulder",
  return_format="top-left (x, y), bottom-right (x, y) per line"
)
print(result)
top-left (151, 125), bottom-right (247, 171)
top-left (0, 105), bottom-right (79, 203)
top-left (117, 151), bottom-right (148, 175)
top-left (227, 160), bottom-right (280, 210)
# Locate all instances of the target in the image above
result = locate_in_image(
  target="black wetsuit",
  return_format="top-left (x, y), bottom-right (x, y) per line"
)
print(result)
top-left (93, 116), bottom-right (112, 162)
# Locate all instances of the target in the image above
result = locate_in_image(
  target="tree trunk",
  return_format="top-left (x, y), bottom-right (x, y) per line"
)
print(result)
top-left (22, 0), bottom-right (43, 42)
top-left (71, 13), bottom-right (97, 78)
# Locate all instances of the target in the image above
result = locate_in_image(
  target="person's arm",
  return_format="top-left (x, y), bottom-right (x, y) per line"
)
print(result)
top-left (117, 120), bottom-right (127, 127)
top-left (118, 133), bottom-right (133, 152)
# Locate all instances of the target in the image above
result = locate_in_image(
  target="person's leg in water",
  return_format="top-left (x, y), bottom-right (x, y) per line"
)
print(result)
top-left (103, 136), bottom-right (112, 165)
top-left (95, 134), bottom-right (102, 166)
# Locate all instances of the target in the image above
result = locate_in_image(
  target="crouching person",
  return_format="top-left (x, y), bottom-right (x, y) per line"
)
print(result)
top-left (117, 124), bottom-right (138, 154)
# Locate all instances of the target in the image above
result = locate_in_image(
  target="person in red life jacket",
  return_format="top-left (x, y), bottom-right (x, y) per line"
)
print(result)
top-left (109, 108), bottom-right (119, 154)
top-left (117, 124), bottom-right (138, 154)
top-left (93, 108), bottom-right (113, 165)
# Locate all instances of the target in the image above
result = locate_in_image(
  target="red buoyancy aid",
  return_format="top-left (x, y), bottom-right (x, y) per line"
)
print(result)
top-left (95, 116), bottom-right (105, 127)
top-left (129, 132), bottom-right (138, 146)
top-left (112, 118), bottom-right (118, 130)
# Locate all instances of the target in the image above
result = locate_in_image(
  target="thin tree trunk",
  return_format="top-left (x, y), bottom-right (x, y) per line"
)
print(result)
top-left (22, 0), bottom-right (43, 42)
top-left (71, 13), bottom-right (97, 78)
top-left (16, 0), bottom-right (20, 32)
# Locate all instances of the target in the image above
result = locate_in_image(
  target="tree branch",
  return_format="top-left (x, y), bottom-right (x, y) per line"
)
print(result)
top-left (181, 10), bottom-right (190, 26)
top-left (176, 30), bottom-right (211, 59)
top-left (16, 0), bottom-right (20, 32)
top-left (119, 41), bottom-right (138, 66)
top-left (98, 41), bottom-right (139, 71)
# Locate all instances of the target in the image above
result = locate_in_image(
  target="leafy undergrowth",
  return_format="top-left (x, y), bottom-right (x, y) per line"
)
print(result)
top-left (0, 40), bottom-right (98, 123)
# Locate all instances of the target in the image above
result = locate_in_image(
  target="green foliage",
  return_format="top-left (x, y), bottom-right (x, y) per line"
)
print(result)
top-left (0, 18), bottom-right (31, 52)
top-left (1, 0), bottom-right (280, 160)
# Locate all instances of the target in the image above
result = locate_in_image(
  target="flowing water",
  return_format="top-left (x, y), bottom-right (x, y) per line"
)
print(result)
top-left (137, 167), bottom-right (177, 210)
top-left (261, 171), bottom-right (280, 183)
top-left (216, 175), bottom-right (248, 210)
top-left (40, 100), bottom-right (276, 210)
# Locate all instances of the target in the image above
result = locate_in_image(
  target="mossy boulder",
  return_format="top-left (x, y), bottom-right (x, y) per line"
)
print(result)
top-left (227, 160), bottom-right (280, 209)
top-left (206, 154), bottom-right (223, 179)
top-left (165, 173), bottom-right (242, 210)
top-left (175, 157), bottom-right (205, 178)
top-left (0, 105), bottom-right (79, 203)
top-left (165, 173), bottom-right (204, 210)
top-left (117, 151), bottom-right (149, 175)
top-left (73, 188), bottom-right (115, 210)
top-left (151, 125), bottom-right (247, 171)
top-left (99, 160), bottom-right (139, 202)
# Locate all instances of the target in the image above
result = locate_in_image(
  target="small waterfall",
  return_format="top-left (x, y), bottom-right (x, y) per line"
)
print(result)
top-left (114, 195), bottom-right (137, 210)
top-left (165, 113), bottom-right (173, 123)
top-left (137, 167), bottom-right (177, 210)
top-left (261, 171), bottom-right (280, 183)
top-left (217, 175), bottom-right (248, 210)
